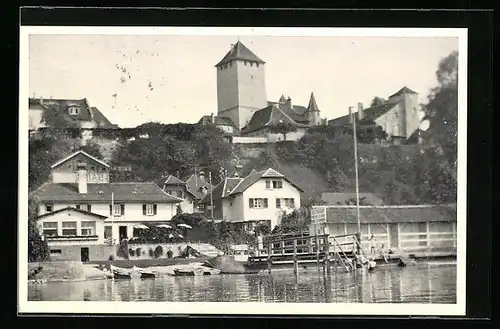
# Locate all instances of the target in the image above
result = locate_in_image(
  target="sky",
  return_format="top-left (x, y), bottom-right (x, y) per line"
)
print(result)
top-left (29, 33), bottom-right (459, 128)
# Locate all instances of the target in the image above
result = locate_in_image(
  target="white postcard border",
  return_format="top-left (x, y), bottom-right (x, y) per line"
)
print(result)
top-left (18, 26), bottom-right (467, 316)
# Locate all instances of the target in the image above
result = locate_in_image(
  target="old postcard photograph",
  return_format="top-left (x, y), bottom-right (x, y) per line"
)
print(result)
top-left (18, 26), bottom-right (467, 315)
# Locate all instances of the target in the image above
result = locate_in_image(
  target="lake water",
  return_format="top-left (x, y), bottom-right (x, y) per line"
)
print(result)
top-left (28, 262), bottom-right (456, 303)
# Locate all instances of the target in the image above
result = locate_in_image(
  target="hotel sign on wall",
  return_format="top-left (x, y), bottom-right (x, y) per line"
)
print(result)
top-left (76, 171), bottom-right (109, 183)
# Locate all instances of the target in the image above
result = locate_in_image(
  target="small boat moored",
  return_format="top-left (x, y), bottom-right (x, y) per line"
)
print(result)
top-left (110, 265), bottom-right (133, 279)
top-left (132, 266), bottom-right (157, 279)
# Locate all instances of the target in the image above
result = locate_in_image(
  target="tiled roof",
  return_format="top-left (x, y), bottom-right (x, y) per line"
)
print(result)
top-left (199, 177), bottom-right (243, 204)
top-left (29, 98), bottom-right (116, 128)
top-left (241, 104), bottom-right (309, 135)
top-left (36, 206), bottom-right (108, 220)
top-left (184, 174), bottom-right (215, 200)
top-left (30, 98), bottom-right (92, 121)
top-left (324, 205), bottom-right (456, 224)
top-left (389, 86), bottom-right (418, 99)
top-left (328, 102), bottom-right (397, 126)
top-left (162, 175), bottom-right (186, 186)
top-left (90, 107), bottom-right (119, 129)
top-left (229, 168), bottom-right (304, 195)
top-left (198, 115), bottom-right (237, 128)
top-left (215, 41), bottom-right (266, 67)
top-left (32, 182), bottom-right (183, 203)
top-left (320, 192), bottom-right (385, 206)
top-left (307, 92), bottom-right (320, 113)
top-left (51, 150), bottom-right (110, 169)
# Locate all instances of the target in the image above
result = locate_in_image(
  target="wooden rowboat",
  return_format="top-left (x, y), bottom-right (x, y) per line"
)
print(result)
top-left (110, 265), bottom-right (132, 279)
top-left (132, 266), bottom-right (156, 279)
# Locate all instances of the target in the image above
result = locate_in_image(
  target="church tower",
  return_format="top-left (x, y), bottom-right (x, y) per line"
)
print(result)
top-left (306, 92), bottom-right (322, 126)
top-left (215, 41), bottom-right (268, 130)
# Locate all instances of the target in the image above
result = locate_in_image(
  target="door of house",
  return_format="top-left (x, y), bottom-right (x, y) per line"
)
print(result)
top-left (119, 226), bottom-right (128, 240)
top-left (389, 224), bottom-right (399, 249)
top-left (81, 247), bottom-right (90, 262)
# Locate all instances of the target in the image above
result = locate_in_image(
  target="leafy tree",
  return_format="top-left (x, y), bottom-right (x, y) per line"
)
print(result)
top-left (73, 141), bottom-right (104, 160)
top-left (370, 97), bottom-right (387, 107)
top-left (29, 137), bottom-right (74, 191)
top-left (272, 208), bottom-right (310, 235)
top-left (268, 121), bottom-right (298, 141)
top-left (344, 196), bottom-right (371, 205)
top-left (28, 196), bottom-right (49, 262)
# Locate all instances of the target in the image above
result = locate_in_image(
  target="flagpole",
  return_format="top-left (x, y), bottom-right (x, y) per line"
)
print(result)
top-left (209, 171), bottom-right (214, 220)
top-left (351, 107), bottom-right (361, 234)
top-left (111, 192), bottom-right (116, 258)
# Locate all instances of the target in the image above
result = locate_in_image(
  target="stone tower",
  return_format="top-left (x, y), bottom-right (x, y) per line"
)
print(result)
top-left (215, 41), bottom-right (268, 130)
top-left (306, 92), bottom-right (322, 126)
top-left (387, 86), bottom-right (420, 138)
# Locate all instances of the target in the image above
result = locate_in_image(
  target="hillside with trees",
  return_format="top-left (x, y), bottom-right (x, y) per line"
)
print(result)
top-left (29, 51), bottom-right (458, 207)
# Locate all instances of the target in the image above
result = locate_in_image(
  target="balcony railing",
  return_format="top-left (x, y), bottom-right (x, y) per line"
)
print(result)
top-left (46, 235), bottom-right (99, 241)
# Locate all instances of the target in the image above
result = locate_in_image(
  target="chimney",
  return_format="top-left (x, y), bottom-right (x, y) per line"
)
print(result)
top-left (357, 102), bottom-right (364, 120)
top-left (211, 112), bottom-right (214, 124)
top-left (348, 106), bottom-right (353, 124)
top-left (286, 97), bottom-right (292, 110)
top-left (77, 162), bottom-right (88, 194)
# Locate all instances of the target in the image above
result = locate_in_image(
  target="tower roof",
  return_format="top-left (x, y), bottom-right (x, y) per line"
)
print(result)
top-left (307, 92), bottom-right (320, 112)
top-left (215, 41), bottom-right (266, 67)
top-left (279, 95), bottom-right (287, 103)
top-left (389, 86), bottom-right (418, 98)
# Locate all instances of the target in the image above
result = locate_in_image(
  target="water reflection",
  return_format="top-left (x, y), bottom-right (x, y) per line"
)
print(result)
top-left (28, 263), bottom-right (456, 303)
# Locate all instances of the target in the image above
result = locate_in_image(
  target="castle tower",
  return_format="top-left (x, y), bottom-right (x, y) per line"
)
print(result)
top-left (388, 86), bottom-right (420, 138)
top-left (306, 92), bottom-right (322, 126)
top-left (215, 41), bottom-right (268, 130)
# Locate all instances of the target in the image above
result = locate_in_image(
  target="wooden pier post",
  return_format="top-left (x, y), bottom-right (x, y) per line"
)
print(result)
top-left (315, 234), bottom-right (320, 272)
top-left (325, 234), bottom-right (332, 277)
top-left (267, 242), bottom-right (272, 274)
top-left (293, 239), bottom-right (298, 277)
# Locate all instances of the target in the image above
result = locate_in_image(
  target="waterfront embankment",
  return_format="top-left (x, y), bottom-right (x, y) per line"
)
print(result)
top-left (28, 260), bottom-right (218, 283)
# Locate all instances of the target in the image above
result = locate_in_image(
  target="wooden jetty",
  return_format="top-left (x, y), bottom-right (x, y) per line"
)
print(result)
top-left (246, 233), bottom-right (367, 275)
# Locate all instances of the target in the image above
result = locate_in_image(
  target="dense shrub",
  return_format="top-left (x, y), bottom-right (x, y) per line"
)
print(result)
top-left (129, 248), bottom-right (135, 257)
top-left (148, 248), bottom-right (154, 258)
top-left (136, 248), bottom-right (142, 256)
top-left (166, 249), bottom-right (173, 258)
top-left (154, 246), bottom-right (163, 258)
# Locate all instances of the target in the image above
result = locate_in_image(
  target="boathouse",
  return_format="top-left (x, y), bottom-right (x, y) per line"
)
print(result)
top-left (309, 204), bottom-right (457, 257)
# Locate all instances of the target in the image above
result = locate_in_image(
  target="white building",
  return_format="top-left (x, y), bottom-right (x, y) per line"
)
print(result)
top-left (199, 168), bottom-right (303, 230)
top-left (31, 150), bottom-right (183, 261)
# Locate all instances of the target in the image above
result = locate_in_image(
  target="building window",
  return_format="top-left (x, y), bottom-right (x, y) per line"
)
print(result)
top-left (256, 63), bottom-right (259, 68)
top-left (76, 204), bottom-right (91, 212)
top-left (81, 221), bottom-right (96, 236)
top-left (244, 61), bottom-right (248, 66)
top-left (110, 204), bottom-right (125, 216)
top-left (104, 226), bottom-right (112, 239)
top-left (265, 180), bottom-right (283, 189)
top-left (42, 222), bottom-right (58, 236)
top-left (250, 62), bottom-right (254, 67)
top-left (249, 198), bottom-right (268, 209)
top-left (45, 204), bottom-right (53, 212)
top-left (143, 203), bottom-right (158, 216)
top-left (276, 198), bottom-right (295, 208)
top-left (68, 107), bottom-right (80, 115)
top-left (62, 221), bottom-right (77, 236)
top-left (229, 61), bottom-right (233, 67)
top-left (50, 249), bottom-right (62, 255)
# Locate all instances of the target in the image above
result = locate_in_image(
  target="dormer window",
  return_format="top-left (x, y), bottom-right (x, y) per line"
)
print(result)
top-left (68, 106), bottom-right (80, 115)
